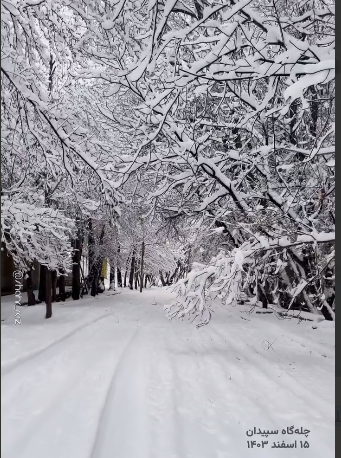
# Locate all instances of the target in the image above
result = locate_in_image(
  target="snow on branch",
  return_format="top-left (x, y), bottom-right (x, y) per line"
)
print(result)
top-left (1, 194), bottom-right (75, 272)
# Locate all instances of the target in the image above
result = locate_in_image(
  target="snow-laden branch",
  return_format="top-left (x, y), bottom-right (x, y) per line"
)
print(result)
top-left (1, 194), bottom-right (75, 271)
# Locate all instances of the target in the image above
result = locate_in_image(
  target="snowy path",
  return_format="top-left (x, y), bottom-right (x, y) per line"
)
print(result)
top-left (1, 288), bottom-right (334, 458)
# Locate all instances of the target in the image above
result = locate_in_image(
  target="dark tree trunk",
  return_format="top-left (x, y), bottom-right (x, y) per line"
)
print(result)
top-left (91, 275), bottom-right (97, 297)
top-left (80, 264), bottom-right (88, 296)
top-left (170, 261), bottom-right (181, 284)
top-left (117, 245), bottom-right (122, 287)
top-left (124, 256), bottom-right (130, 288)
top-left (117, 268), bottom-right (122, 287)
top-left (38, 265), bottom-right (47, 302)
top-left (88, 224), bottom-right (105, 296)
top-left (91, 260), bottom-right (102, 297)
top-left (134, 271), bottom-right (139, 290)
top-left (140, 241), bottom-right (145, 293)
top-left (110, 268), bottom-right (115, 289)
top-left (72, 232), bottom-right (82, 300)
top-left (45, 269), bottom-right (52, 319)
top-left (51, 270), bottom-right (57, 302)
top-left (159, 271), bottom-right (166, 287)
top-left (91, 268), bottom-right (98, 297)
top-left (144, 274), bottom-right (148, 288)
top-left (165, 271), bottom-right (171, 286)
top-left (88, 218), bottom-right (95, 278)
top-left (26, 269), bottom-right (36, 306)
top-left (89, 267), bottom-right (96, 296)
top-left (129, 250), bottom-right (136, 290)
top-left (319, 302), bottom-right (334, 321)
top-left (257, 284), bottom-right (268, 309)
top-left (59, 270), bottom-right (66, 301)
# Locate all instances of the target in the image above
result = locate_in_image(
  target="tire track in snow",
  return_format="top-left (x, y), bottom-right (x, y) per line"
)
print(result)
top-left (2, 315), bottom-right (131, 458)
top-left (1, 310), bottom-right (116, 377)
top-left (147, 324), bottom-right (187, 458)
top-left (2, 319), bottom-right (144, 458)
top-left (90, 325), bottom-right (151, 458)
top-left (162, 324), bottom-right (238, 458)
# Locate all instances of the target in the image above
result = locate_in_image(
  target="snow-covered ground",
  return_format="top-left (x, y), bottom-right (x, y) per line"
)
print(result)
top-left (1, 288), bottom-right (334, 458)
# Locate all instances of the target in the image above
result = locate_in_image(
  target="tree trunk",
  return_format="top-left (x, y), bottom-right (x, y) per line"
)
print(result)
top-left (124, 270), bottom-right (127, 288)
top-left (117, 245), bottom-right (122, 287)
top-left (144, 274), bottom-right (148, 288)
top-left (91, 269), bottom-right (98, 297)
top-left (38, 265), bottom-right (47, 302)
top-left (129, 250), bottom-right (136, 290)
top-left (88, 218), bottom-right (95, 278)
top-left (59, 270), bottom-right (66, 301)
top-left (91, 259), bottom-right (102, 297)
top-left (26, 269), bottom-right (36, 306)
top-left (140, 241), bottom-right (145, 293)
top-left (319, 301), bottom-right (334, 321)
top-left (257, 284), bottom-right (268, 309)
top-left (80, 264), bottom-right (88, 296)
top-left (170, 263), bottom-right (179, 284)
top-left (159, 271), bottom-right (166, 287)
top-left (88, 224), bottom-right (105, 296)
top-left (117, 268), bottom-right (122, 288)
top-left (72, 231), bottom-right (82, 300)
top-left (51, 270), bottom-right (57, 302)
top-left (45, 269), bottom-right (52, 319)
top-left (109, 268), bottom-right (115, 289)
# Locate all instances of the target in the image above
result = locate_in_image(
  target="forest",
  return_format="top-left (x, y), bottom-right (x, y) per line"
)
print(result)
top-left (1, 0), bottom-right (335, 326)
top-left (1, 2), bottom-right (335, 458)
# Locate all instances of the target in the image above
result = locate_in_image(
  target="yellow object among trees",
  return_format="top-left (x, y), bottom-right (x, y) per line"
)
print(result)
top-left (101, 259), bottom-right (108, 278)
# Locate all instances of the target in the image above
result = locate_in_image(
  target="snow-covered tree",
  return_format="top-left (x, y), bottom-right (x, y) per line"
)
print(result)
top-left (71, 0), bottom-right (334, 324)
top-left (1, 0), bottom-right (335, 325)
top-left (1, 192), bottom-right (74, 272)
